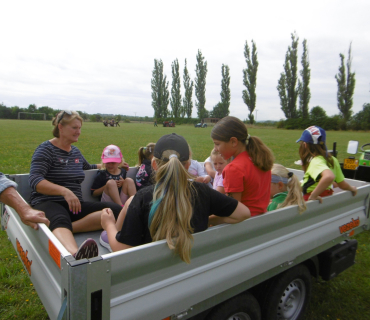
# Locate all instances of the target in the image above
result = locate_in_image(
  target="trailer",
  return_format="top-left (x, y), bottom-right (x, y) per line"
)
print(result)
top-left (1, 168), bottom-right (369, 320)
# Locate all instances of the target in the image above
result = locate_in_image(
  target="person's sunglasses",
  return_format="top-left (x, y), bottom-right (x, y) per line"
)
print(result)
top-left (57, 110), bottom-right (73, 124)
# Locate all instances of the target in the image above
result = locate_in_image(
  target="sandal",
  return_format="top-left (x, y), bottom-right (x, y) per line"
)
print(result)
top-left (74, 238), bottom-right (99, 260)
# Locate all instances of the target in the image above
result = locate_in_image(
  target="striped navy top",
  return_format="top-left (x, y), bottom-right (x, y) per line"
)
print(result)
top-left (29, 141), bottom-right (97, 206)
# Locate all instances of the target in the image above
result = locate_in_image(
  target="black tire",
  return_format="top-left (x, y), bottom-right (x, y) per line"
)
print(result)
top-left (206, 292), bottom-right (261, 320)
top-left (260, 265), bottom-right (311, 320)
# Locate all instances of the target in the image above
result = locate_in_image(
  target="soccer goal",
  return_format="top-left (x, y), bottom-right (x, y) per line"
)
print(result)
top-left (18, 112), bottom-right (46, 120)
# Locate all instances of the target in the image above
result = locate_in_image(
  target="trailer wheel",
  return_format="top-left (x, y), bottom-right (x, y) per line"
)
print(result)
top-left (261, 265), bottom-right (311, 320)
top-left (206, 292), bottom-right (261, 320)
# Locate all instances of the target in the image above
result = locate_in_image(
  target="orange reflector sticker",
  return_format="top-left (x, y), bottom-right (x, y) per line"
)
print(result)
top-left (349, 230), bottom-right (355, 237)
top-left (162, 317), bottom-right (171, 320)
top-left (49, 239), bottom-right (61, 269)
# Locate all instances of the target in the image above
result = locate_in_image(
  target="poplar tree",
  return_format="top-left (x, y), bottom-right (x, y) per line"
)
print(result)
top-left (220, 64), bottom-right (230, 117)
top-left (277, 32), bottom-right (299, 119)
top-left (195, 50), bottom-right (208, 120)
top-left (183, 59), bottom-right (194, 118)
top-left (151, 59), bottom-right (169, 118)
top-left (170, 59), bottom-right (181, 118)
top-left (162, 76), bottom-right (170, 118)
top-left (335, 43), bottom-right (356, 121)
top-left (242, 40), bottom-right (258, 124)
top-left (298, 39), bottom-right (311, 119)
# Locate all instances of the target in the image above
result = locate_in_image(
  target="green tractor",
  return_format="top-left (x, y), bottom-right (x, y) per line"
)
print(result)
top-left (358, 143), bottom-right (370, 166)
top-left (342, 140), bottom-right (370, 182)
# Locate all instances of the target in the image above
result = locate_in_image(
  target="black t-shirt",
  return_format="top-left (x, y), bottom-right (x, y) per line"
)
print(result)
top-left (116, 182), bottom-right (238, 246)
top-left (90, 168), bottom-right (127, 198)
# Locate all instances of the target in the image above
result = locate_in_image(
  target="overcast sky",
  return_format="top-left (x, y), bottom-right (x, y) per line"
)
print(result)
top-left (1, 0), bottom-right (369, 121)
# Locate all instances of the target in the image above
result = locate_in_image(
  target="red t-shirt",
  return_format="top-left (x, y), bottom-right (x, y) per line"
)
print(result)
top-left (222, 151), bottom-right (271, 216)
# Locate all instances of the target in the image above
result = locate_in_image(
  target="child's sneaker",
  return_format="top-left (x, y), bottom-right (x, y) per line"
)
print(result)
top-left (100, 231), bottom-right (112, 252)
top-left (74, 238), bottom-right (99, 260)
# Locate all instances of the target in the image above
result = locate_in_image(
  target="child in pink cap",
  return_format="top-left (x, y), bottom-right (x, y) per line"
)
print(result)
top-left (91, 145), bottom-right (136, 206)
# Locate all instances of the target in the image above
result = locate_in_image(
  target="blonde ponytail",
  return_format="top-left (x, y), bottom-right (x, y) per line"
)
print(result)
top-left (149, 150), bottom-right (195, 263)
top-left (272, 164), bottom-right (306, 214)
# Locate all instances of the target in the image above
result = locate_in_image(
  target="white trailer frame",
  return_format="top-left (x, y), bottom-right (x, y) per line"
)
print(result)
top-left (1, 168), bottom-right (369, 320)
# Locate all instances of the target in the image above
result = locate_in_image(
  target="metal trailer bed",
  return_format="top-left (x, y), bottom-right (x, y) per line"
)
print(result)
top-left (1, 168), bottom-right (369, 320)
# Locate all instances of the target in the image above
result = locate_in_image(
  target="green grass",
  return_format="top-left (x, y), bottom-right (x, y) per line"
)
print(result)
top-left (0, 119), bottom-right (369, 319)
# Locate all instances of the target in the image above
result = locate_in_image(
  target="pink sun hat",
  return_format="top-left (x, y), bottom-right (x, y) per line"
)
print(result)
top-left (101, 145), bottom-right (123, 163)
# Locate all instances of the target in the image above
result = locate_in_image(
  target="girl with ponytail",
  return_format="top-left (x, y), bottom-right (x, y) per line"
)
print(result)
top-left (267, 164), bottom-right (306, 213)
top-left (101, 133), bottom-right (251, 263)
top-left (296, 126), bottom-right (357, 202)
top-left (135, 142), bottom-right (156, 191)
top-left (211, 116), bottom-right (274, 216)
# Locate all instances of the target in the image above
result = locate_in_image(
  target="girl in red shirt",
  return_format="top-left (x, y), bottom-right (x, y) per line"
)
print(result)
top-left (211, 116), bottom-right (274, 216)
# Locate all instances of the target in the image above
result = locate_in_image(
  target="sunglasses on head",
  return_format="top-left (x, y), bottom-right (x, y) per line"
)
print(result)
top-left (57, 110), bottom-right (74, 124)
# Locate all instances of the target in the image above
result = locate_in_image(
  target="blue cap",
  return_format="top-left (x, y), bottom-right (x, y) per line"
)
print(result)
top-left (296, 126), bottom-right (326, 145)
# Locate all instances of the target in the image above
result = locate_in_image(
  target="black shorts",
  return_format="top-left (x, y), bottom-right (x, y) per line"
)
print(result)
top-left (33, 200), bottom-right (122, 232)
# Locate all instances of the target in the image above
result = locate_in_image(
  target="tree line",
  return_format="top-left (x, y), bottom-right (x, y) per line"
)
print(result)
top-left (1, 101), bottom-right (369, 131)
top-left (151, 32), bottom-right (368, 130)
top-left (0, 104), bottom-right (150, 123)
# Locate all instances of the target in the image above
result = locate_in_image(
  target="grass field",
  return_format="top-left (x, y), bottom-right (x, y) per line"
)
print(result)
top-left (0, 119), bottom-right (369, 320)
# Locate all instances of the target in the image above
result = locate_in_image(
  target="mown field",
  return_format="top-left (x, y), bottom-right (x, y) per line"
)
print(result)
top-left (0, 119), bottom-right (369, 320)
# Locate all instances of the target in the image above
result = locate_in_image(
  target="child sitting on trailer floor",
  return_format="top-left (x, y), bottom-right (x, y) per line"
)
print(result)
top-left (267, 164), bottom-right (306, 213)
top-left (296, 126), bottom-right (357, 202)
top-left (210, 149), bottom-right (230, 194)
top-left (91, 145), bottom-right (136, 206)
top-left (188, 146), bottom-right (212, 187)
top-left (211, 116), bottom-right (274, 216)
top-left (135, 143), bottom-right (156, 191)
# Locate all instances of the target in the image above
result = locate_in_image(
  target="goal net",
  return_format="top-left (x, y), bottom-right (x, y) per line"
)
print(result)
top-left (18, 112), bottom-right (46, 120)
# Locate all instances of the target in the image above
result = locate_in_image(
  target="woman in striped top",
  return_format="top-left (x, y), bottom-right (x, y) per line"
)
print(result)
top-left (29, 111), bottom-right (122, 260)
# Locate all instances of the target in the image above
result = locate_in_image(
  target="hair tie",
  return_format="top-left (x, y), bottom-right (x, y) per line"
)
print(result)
top-left (143, 147), bottom-right (146, 150)
top-left (287, 172), bottom-right (294, 183)
top-left (246, 134), bottom-right (251, 146)
top-left (169, 154), bottom-right (178, 159)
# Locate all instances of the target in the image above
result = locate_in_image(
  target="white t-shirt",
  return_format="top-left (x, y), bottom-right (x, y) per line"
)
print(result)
top-left (188, 160), bottom-right (212, 187)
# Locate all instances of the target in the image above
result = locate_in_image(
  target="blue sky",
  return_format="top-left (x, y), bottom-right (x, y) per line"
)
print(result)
top-left (0, 0), bottom-right (369, 120)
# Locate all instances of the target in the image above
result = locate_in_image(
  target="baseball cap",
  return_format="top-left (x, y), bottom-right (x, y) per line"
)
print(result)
top-left (101, 145), bottom-right (123, 163)
top-left (154, 133), bottom-right (189, 161)
top-left (296, 126), bottom-right (326, 145)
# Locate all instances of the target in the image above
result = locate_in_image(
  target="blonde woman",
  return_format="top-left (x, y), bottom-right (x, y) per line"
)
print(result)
top-left (268, 164), bottom-right (306, 213)
top-left (29, 111), bottom-right (122, 260)
top-left (101, 133), bottom-right (251, 263)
